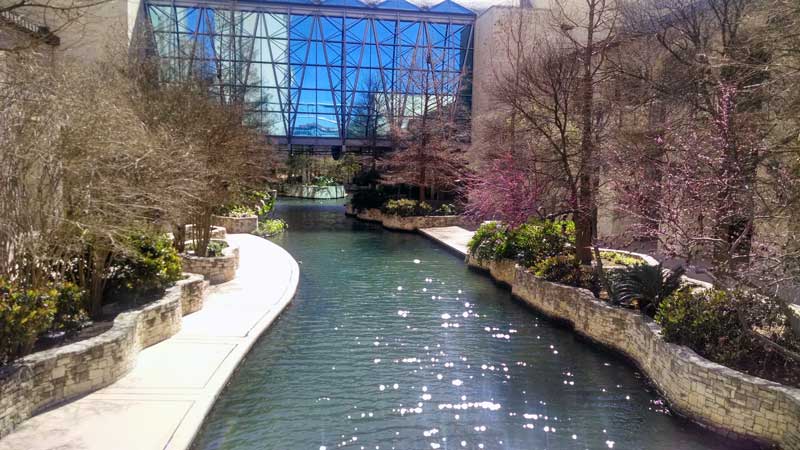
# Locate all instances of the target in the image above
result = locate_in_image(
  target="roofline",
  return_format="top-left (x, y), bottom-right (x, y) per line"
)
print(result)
top-left (149, 0), bottom-right (476, 17)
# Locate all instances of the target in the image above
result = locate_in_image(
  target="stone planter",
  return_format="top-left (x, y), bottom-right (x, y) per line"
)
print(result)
top-left (0, 274), bottom-right (208, 439)
top-left (211, 214), bottom-right (258, 234)
top-left (282, 184), bottom-right (346, 199)
top-left (180, 240), bottom-right (239, 284)
top-left (350, 207), bottom-right (466, 231)
top-left (467, 255), bottom-right (800, 450)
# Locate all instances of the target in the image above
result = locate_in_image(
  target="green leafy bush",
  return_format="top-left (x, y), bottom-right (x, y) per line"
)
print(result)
top-left (312, 175), bottom-right (337, 187)
top-left (599, 251), bottom-right (645, 267)
top-left (105, 233), bottom-right (183, 303)
top-left (532, 255), bottom-right (582, 287)
top-left (254, 219), bottom-right (288, 238)
top-left (507, 220), bottom-right (575, 267)
top-left (613, 264), bottom-right (685, 316)
top-left (248, 190), bottom-right (276, 217)
top-left (51, 282), bottom-right (88, 335)
top-left (219, 189), bottom-right (275, 219)
top-left (467, 222), bottom-right (511, 261)
top-left (206, 240), bottom-right (229, 257)
top-left (435, 203), bottom-right (457, 216)
top-left (656, 289), bottom-right (800, 387)
top-left (382, 199), bottom-right (432, 217)
top-left (0, 279), bottom-right (57, 364)
top-left (224, 205), bottom-right (257, 217)
top-left (350, 190), bottom-right (388, 211)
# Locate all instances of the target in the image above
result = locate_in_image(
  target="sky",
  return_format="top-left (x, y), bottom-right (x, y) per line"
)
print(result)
top-left (412, 0), bottom-right (516, 13)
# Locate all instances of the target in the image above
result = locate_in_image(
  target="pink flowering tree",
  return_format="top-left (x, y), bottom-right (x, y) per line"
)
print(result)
top-left (464, 149), bottom-right (557, 228)
top-left (611, 84), bottom-right (800, 288)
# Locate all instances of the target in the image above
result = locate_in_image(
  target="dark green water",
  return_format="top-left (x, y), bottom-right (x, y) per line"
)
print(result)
top-left (193, 199), bottom-right (754, 450)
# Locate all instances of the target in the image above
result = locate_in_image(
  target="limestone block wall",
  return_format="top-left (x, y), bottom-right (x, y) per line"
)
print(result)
top-left (180, 243), bottom-right (239, 285)
top-left (212, 215), bottom-right (258, 234)
top-left (467, 257), bottom-right (800, 450)
top-left (282, 184), bottom-right (346, 199)
top-left (0, 274), bottom-right (207, 439)
top-left (349, 207), bottom-right (470, 231)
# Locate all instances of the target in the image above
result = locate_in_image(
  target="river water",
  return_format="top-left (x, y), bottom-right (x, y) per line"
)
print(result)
top-left (193, 199), bottom-right (754, 450)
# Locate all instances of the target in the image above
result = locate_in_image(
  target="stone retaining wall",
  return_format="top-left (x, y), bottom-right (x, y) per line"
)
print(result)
top-left (467, 256), bottom-right (800, 450)
top-left (211, 215), bottom-right (258, 234)
top-left (180, 242), bottom-right (239, 285)
top-left (282, 184), bottom-right (346, 199)
top-left (348, 206), bottom-right (468, 231)
top-left (0, 274), bottom-right (208, 439)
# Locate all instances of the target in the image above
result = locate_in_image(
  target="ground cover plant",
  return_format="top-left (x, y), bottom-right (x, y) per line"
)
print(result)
top-left (254, 219), bottom-right (288, 238)
top-left (381, 199), bottom-right (433, 217)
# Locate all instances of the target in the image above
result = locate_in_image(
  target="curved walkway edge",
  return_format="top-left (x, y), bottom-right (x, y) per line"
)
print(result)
top-left (0, 234), bottom-right (300, 450)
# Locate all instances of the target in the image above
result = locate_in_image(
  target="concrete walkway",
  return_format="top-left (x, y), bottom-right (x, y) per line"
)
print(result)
top-left (419, 226), bottom-right (473, 257)
top-left (0, 234), bottom-right (299, 450)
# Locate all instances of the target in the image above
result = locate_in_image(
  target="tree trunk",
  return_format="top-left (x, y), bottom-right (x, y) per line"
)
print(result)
top-left (88, 247), bottom-right (111, 319)
top-left (575, 3), bottom-right (597, 265)
top-left (173, 223), bottom-right (186, 253)
top-left (193, 208), bottom-right (213, 257)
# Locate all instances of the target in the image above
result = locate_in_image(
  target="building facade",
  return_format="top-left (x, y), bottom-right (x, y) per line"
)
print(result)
top-left (143, 0), bottom-right (475, 154)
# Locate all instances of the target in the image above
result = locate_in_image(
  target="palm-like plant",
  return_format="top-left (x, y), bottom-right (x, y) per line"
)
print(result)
top-left (613, 264), bottom-right (685, 316)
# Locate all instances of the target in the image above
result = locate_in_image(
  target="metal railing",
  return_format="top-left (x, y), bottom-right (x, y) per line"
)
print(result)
top-left (0, 8), bottom-right (60, 45)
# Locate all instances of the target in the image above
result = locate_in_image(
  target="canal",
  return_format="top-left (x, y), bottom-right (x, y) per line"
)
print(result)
top-left (193, 199), bottom-right (753, 450)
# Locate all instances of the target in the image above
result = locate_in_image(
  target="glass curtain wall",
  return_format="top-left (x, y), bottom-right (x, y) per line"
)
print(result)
top-left (144, 1), bottom-right (474, 143)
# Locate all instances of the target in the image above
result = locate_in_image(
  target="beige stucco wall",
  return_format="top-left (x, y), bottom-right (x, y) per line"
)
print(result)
top-left (7, 0), bottom-right (141, 61)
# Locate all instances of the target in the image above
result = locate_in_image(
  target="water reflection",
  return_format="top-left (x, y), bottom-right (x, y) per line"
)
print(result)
top-left (193, 199), bottom-right (758, 450)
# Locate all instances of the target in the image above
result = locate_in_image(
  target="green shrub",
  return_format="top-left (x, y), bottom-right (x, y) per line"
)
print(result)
top-left (0, 279), bottom-right (57, 364)
top-left (656, 289), bottom-right (800, 386)
top-left (206, 240), bottom-right (229, 257)
top-left (435, 203), bottom-right (457, 216)
top-left (350, 190), bottom-right (388, 211)
top-left (532, 255), bottom-right (582, 287)
top-left (254, 219), bottom-right (288, 238)
top-left (105, 233), bottom-right (183, 303)
top-left (219, 189), bottom-right (275, 219)
top-left (382, 199), bottom-right (432, 217)
top-left (507, 220), bottom-right (575, 267)
top-left (312, 175), bottom-right (337, 187)
top-left (599, 251), bottom-right (645, 267)
top-left (247, 190), bottom-right (275, 217)
top-left (468, 222), bottom-right (512, 261)
top-left (613, 264), bottom-right (685, 317)
top-left (51, 282), bottom-right (88, 335)
top-left (224, 205), bottom-right (257, 217)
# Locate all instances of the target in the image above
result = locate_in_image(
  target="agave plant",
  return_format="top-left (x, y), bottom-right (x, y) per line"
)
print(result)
top-left (613, 264), bottom-right (685, 316)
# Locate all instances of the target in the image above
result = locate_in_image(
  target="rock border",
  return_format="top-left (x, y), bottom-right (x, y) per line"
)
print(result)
top-left (345, 205), bottom-right (467, 231)
top-left (0, 273), bottom-right (209, 439)
top-left (211, 214), bottom-right (258, 234)
top-left (466, 255), bottom-right (800, 450)
top-left (180, 240), bottom-right (240, 285)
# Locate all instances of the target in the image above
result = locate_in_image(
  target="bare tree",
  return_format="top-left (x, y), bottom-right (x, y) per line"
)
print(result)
top-left (0, 51), bottom-right (201, 316)
top-left (380, 46), bottom-right (471, 202)
top-left (125, 46), bottom-right (276, 257)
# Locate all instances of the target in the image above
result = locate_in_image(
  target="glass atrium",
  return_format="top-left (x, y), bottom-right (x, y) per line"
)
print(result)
top-left (144, 0), bottom-right (475, 152)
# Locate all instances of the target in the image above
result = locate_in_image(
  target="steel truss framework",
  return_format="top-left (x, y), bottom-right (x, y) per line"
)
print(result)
top-left (143, 0), bottom-right (475, 147)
